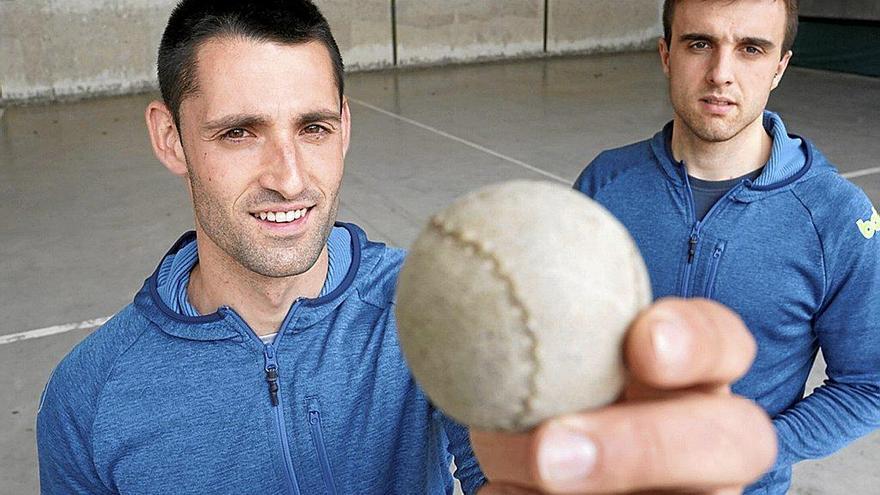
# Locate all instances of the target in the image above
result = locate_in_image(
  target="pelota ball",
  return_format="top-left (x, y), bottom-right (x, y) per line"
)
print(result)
top-left (395, 180), bottom-right (652, 432)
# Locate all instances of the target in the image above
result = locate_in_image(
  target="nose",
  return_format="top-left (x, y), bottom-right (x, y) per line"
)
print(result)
top-left (707, 48), bottom-right (735, 87)
top-left (260, 139), bottom-right (306, 199)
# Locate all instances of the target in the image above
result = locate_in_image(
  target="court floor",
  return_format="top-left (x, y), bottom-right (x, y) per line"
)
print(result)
top-left (1, 50), bottom-right (878, 494)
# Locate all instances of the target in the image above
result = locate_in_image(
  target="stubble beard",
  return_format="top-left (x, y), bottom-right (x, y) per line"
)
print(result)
top-left (674, 98), bottom-right (746, 143)
top-left (189, 172), bottom-right (340, 279)
top-left (669, 80), bottom-right (756, 144)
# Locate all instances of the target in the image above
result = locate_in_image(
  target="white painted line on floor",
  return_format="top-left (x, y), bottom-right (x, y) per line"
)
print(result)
top-left (843, 167), bottom-right (880, 180)
top-left (0, 316), bottom-right (111, 346)
top-left (349, 98), bottom-right (569, 185)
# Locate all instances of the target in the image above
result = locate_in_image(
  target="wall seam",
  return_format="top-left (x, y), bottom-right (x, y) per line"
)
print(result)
top-left (543, 0), bottom-right (549, 53)
top-left (390, 0), bottom-right (398, 66)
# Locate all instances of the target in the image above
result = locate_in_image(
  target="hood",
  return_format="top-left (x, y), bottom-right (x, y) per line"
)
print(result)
top-left (133, 222), bottom-right (368, 342)
top-left (649, 110), bottom-right (826, 202)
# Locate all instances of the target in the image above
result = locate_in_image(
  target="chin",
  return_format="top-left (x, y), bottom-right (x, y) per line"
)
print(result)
top-left (685, 116), bottom-right (745, 143)
top-left (695, 127), bottom-right (740, 143)
top-left (240, 252), bottom-right (320, 278)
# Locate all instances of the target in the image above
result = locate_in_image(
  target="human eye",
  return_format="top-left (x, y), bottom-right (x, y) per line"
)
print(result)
top-left (743, 45), bottom-right (764, 55)
top-left (220, 128), bottom-right (253, 142)
top-left (689, 40), bottom-right (711, 50)
top-left (301, 124), bottom-right (332, 141)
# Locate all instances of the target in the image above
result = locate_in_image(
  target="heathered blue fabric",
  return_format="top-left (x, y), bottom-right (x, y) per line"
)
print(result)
top-left (156, 239), bottom-right (200, 316)
top-left (156, 226), bottom-right (352, 316)
top-left (37, 222), bottom-right (487, 495)
top-left (574, 111), bottom-right (880, 494)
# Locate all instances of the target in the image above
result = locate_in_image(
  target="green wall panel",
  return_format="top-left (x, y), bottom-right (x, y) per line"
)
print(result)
top-left (792, 18), bottom-right (880, 77)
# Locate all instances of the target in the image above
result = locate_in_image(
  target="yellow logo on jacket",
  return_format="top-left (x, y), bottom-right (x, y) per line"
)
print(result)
top-left (857, 207), bottom-right (880, 239)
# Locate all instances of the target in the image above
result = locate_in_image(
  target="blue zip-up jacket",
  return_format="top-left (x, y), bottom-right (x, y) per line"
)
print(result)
top-left (36, 223), bottom-right (487, 495)
top-left (574, 111), bottom-right (880, 494)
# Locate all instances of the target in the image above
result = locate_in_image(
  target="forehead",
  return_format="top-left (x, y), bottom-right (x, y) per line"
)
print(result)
top-left (672, 0), bottom-right (787, 41)
top-left (184, 37), bottom-right (340, 122)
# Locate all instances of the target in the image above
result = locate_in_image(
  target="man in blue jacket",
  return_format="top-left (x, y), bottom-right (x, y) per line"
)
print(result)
top-left (575, 0), bottom-right (880, 493)
top-left (37, 1), bottom-right (780, 494)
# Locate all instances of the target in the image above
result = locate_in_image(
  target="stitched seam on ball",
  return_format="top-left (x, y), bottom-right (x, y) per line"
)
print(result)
top-left (430, 216), bottom-right (539, 430)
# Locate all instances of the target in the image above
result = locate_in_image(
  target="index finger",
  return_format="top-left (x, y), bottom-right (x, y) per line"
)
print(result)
top-left (624, 298), bottom-right (757, 389)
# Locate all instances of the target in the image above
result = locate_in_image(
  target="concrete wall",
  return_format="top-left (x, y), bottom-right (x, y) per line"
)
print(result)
top-left (0, 0), bottom-right (176, 103)
top-left (0, 1), bottom-right (663, 104)
top-left (396, 0), bottom-right (545, 65)
top-left (547, 0), bottom-right (661, 54)
top-left (311, 0), bottom-right (395, 69)
top-left (800, 0), bottom-right (880, 22)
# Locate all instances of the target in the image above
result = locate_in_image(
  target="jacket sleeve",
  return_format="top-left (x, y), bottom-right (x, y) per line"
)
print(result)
top-left (441, 412), bottom-right (487, 495)
top-left (37, 358), bottom-right (114, 494)
top-left (572, 154), bottom-right (606, 198)
top-left (772, 195), bottom-right (880, 468)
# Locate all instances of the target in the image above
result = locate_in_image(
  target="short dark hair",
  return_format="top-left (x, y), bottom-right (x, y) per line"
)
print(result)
top-left (157, 0), bottom-right (345, 129)
top-left (662, 0), bottom-right (799, 56)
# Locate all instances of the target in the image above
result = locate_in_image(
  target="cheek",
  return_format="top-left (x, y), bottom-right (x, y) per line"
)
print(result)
top-left (192, 155), bottom-right (257, 205)
top-left (305, 145), bottom-right (346, 187)
top-left (669, 62), bottom-right (701, 91)
top-left (742, 72), bottom-right (775, 98)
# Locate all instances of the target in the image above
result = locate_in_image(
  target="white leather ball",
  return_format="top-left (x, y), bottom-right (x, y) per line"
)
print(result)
top-left (396, 180), bottom-right (652, 431)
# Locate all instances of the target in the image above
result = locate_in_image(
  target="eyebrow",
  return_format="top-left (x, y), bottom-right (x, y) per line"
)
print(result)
top-left (297, 111), bottom-right (342, 127)
top-left (201, 114), bottom-right (270, 133)
top-left (739, 37), bottom-right (776, 50)
top-left (201, 110), bottom-right (342, 133)
top-left (679, 33), bottom-right (776, 50)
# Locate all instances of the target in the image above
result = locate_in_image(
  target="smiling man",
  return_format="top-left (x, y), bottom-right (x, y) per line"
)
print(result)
top-left (36, 3), bottom-right (491, 494)
top-left (574, 0), bottom-right (880, 493)
top-left (38, 1), bottom-right (784, 494)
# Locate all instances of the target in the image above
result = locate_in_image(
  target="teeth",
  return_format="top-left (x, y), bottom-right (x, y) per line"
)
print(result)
top-left (255, 208), bottom-right (308, 223)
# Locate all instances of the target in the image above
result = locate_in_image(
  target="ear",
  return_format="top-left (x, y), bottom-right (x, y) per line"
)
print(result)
top-left (145, 101), bottom-right (188, 176)
top-left (658, 37), bottom-right (671, 78)
top-left (770, 50), bottom-right (793, 91)
top-left (340, 96), bottom-right (352, 159)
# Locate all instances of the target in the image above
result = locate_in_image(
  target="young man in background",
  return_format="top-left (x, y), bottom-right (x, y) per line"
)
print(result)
top-left (575, 1), bottom-right (880, 493)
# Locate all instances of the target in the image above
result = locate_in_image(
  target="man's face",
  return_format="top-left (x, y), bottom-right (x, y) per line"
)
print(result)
top-left (175, 38), bottom-right (349, 278)
top-left (660, 0), bottom-right (792, 142)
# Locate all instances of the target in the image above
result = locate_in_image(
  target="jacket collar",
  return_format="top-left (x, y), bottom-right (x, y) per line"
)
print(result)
top-left (649, 110), bottom-right (813, 202)
top-left (134, 222), bottom-right (371, 341)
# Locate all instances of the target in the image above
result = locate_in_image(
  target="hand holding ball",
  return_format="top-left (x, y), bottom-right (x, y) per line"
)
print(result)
top-left (395, 180), bottom-right (652, 431)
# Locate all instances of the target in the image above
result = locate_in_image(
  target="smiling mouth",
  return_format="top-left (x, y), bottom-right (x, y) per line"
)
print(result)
top-left (251, 207), bottom-right (311, 224)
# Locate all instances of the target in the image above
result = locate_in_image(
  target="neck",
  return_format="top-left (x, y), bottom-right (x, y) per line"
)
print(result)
top-left (187, 231), bottom-right (328, 336)
top-left (671, 114), bottom-right (772, 181)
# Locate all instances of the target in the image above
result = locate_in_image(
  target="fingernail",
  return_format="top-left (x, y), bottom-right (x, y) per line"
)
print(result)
top-left (651, 320), bottom-right (689, 369)
top-left (537, 423), bottom-right (597, 484)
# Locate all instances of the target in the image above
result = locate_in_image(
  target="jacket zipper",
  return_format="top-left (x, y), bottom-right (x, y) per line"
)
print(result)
top-left (681, 225), bottom-right (700, 297)
top-left (680, 172), bottom-right (699, 297)
top-left (307, 397), bottom-right (338, 495)
top-left (222, 305), bottom-right (303, 495)
top-left (680, 174), bottom-right (746, 297)
top-left (702, 242), bottom-right (726, 299)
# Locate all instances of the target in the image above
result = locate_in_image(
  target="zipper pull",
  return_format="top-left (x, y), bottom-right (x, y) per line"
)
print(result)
top-left (687, 235), bottom-right (698, 263)
top-left (264, 346), bottom-right (279, 407)
top-left (265, 365), bottom-right (279, 407)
